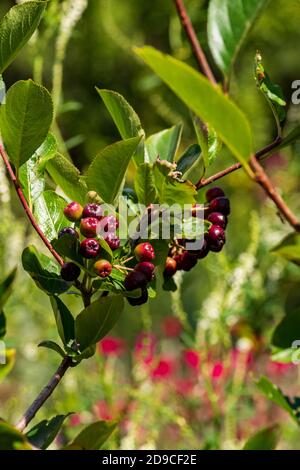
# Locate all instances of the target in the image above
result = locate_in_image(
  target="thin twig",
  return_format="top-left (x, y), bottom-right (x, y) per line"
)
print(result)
top-left (196, 137), bottom-right (282, 189)
top-left (16, 356), bottom-right (72, 432)
top-left (0, 143), bottom-right (64, 266)
top-left (173, 0), bottom-right (217, 84)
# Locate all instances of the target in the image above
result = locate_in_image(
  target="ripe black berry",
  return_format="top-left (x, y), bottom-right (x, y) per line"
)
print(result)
top-left (134, 242), bottom-right (155, 262)
top-left (82, 203), bottom-right (103, 220)
top-left (206, 225), bottom-right (226, 252)
top-left (180, 251), bottom-right (197, 271)
top-left (163, 257), bottom-right (177, 278)
top-left (188, 239), bottom-right (209, 259)
top-left (127, 288), bottom-right (148, 306)
top-left (80, 238), bottom-right (100, 258)
top-left (207, 212), bottom-right (228, 229)
top-left (98, 215), bottom-right (119, 236)
top-left (94, 259), bottom-right (112, 278)
top-left (58, 227), bottom-right (79, 239)
top-left (80, 217), bottom-right (99, 238)
top-left (104, 233), bottom-right (120, 251)
top-left (61, 262), bottom-right (81, 281)
top-left (209, 197), bottom-right (230, 215)
top-left (124, 270), bottom-right (148, 291)
top-left (64, 202), bottom-right (83, 222)
top-left (206, 187), bottom-right (225, 202)
top-left (135, 262), bottom-right (155, 282)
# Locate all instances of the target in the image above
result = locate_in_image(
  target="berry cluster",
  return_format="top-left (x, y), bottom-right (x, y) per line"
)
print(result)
top-left (124, 242), bottom-right (155, 306)
top-left (164, 187), bottom-right (230, 280)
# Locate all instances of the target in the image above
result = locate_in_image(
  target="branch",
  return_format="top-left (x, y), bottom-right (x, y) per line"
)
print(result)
top-left (15, 356), bottom-right (72, 432)
top-left (173, 0), bottom-right (217, 84)
top-left (0, 143), bottom-right (64, 266)
top-left (196, 138), bottom-right (282, 189)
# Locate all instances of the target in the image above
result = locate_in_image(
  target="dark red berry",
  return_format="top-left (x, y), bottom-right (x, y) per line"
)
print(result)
top-left (94, 259), bottom-right (112, 278)
top-left (188, 239), bottom-right (209, 259)
top-left (80, 217), bottom-right (99, 238)
top-left (82, 203), bottom-right (103, 220)
top-left (58, 227), bottom-right (79, 239)
top-left (134, 242), bottom-right (155, 262)
top-left (174, 254), bottom-right (183, 270)
top-left (180, 251), bottom-right (198, 271)
top-left (80, 238), bottom-right (100, 259)
top-left (206, 225), bottom-right (226, 252)
top-left (104, 233), bottom-right (120, 251)
top-left (135, 262), bottom-right (155, 282)
top-left (209, 197), bottom-right (230, 215)
top-left (124, 271), bottom-right (148, 291)
top-left (64, 202), bottom-right (83, 222)
top-left (61, 262), bottom-right (81, 281)
top-left (98, 215), bottom-right (119, 235)
top-left (207, 212), bottom-right (228, 229)
top-left (163, 257), bottom-right (177, 278)
top-left (127, 288), bottom-right (148, 306)
top-left (206, 187), bottom-right (225, 202)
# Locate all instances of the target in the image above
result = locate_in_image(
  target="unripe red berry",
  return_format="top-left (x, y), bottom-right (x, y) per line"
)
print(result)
top-left (180, 251), bottom-right (197, 271)
top-left (124, 270), bottom-right (148, 291)
top-left (134, 242), bottom-right (155, 262)
top-left (127, 288), bottom-right (148, 306)
top-left (82, 203), bottom-right (103, 220)
top-left (80, 217), bottom-right (99, 238)
top-left (94, 259), bottom-right (112, 278)
top-left (163, 257), bottom-right (177, 278)
top-left (64, 202), bottom-right (83, 222)
top-left (206, 225), bottom-right (226, 252)
top-left (207, 212), bottom-right (228, 229)
top-left (80, 238), bottom-right (100, 259)
top-left (104, 233), bottom-right (120, 251)
top-left (205, 187), bottom-right (225, 202)
top-left (58, 227), bottom-right (79, 239)
top-left (209, 197), bottom-right (230, 215)
top-left (98, 215), bottom-right (119, 235)
top-left (135, 262), bottom-right (155, 282)
top-left (61, 262), bottom-right (81, 281)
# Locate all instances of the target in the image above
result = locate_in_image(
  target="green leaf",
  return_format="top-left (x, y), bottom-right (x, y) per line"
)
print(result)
top-left (135, 47), bottom-right (252, 169)
top-left (46, 153), bottom-right (87, 205)
top-left (26, 414), bottom-right (71, 450)
top-left (87, 137), bottom-right (141, 205)
top-left (153, 161), bottom-right (197, 206)
top-left (271, 232), bottom-right (300, 266)
top-left (22, 245), bottom-right (70, 295)
top-left (271, 347), bottom-right (295, 364)
top-left (38, 340), bottom-right (66, 358)
top-left (0, 422), bottom-right (32, 450)
top-left (0, 312), bottom-right (6, 339)
top-left (272, 309), bottom-right (300, 349)
top-left (208, 0), bottom-right (269, 76)
top-left (243, 425), bottom-right (280, 450)
top-left (257, 376), bottom-right (299, 424)
top-left (145, 123), bottom-right (182, 163)
top-left (177, 144), bottom-right (204, 184)
top-left (0, 80), bottom-right (53, 168)
top-left (75, 296), bottom-right (124, 351)
top-left (52, 234), bottom-right (84, 266)
top-left (255, 52), bottom-right (286, 131)
top-left (0, 267), bottom-right (17, 312)
top-left (0, 1), bottom-right (47, 74)
top-left (34, 190), bottom-right (68, 242)
top-left (65, 420), bottom-right (117, 450)
top-left (134, 163), bottom-right (157, 206)
top-left (0, 349), bottom-right (16, 383)
top-left (50, 297), bottom-right (75, 346)
top-left (97, 88), bottom-right (145, 164)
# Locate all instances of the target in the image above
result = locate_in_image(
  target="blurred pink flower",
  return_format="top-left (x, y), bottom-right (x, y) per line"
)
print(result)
top-left (267, 361), bottom-right (294, 376)
top-left (211, 362), bottom-right (224, 379)
top-left (151, 358), bottom-right (173, 380)
top-left (183, 349), bottom-right (200, 370)
top-left (175, 378), bottom-right (194, 395)
top-left (161, 316), bottom-right (182, 338)
top-left (98, 336), bottom-right (125, 357)
top-left (69, 413), bottom-right (81, 427)
top-left (94, 400), bottom-right (113, 421)
top-left (134, 332), bottom-right (156, 365)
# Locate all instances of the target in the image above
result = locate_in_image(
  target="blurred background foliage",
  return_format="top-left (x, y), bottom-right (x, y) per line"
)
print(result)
top-left (1, 0), bottom-right (300, 449)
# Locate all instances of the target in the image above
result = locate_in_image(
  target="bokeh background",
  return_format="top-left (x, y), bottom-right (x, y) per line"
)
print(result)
top-left (1, 0), bottom-right (300, 449)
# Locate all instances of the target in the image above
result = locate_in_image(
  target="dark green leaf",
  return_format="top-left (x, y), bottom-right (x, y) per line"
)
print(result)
top-left (257, 376), bottom-right (299, 424)
top-left (75, 296), bottom-right (124, 351)
top-left (34, 190), bottom-right (69, 242)
top-left (22, 245), bottom-right (70, 295)
top-left (177, 144), bottom-right (204, 184)
top-left (272, 309), bottom-right (300, 349)
top-left (26, 414), bottom-right (71, 450)
top-left (145, 123), bottom-right (182, 163)
top-left (135, 47), bottom-right (252, 169)
top-left (243, 425), bottom-right (280, 450)
top-left (0, 1), bottom-right (47, 73)
top-left (0, 80), bottom-right (53, 168)
top-left (65, 420), bottom-right (117, 450)
top-left (52, 234), bottom-right (84, 266)
top-left (38, 340), bottom-right (66, 358)
top-left (0, 312), bottom-right (6, 339)
top-left (134, 163), bottom-right (157, 206)
top-left (271, 232), bottom-right (300, 266)
top-left (163, 276), bottom-right (177, 292)
top-left (0, 422), bottom-right (32, 450)
top-left (0, 267), bottom-right (17, 312)
top-left (153, 161), bottom-right (197, 206)
top-left (50, 297), bottom-right (75, 346)
top-left (87, 137), bottom-right (141, 205)
top-left (208, 0), bottom-right (269, 76)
